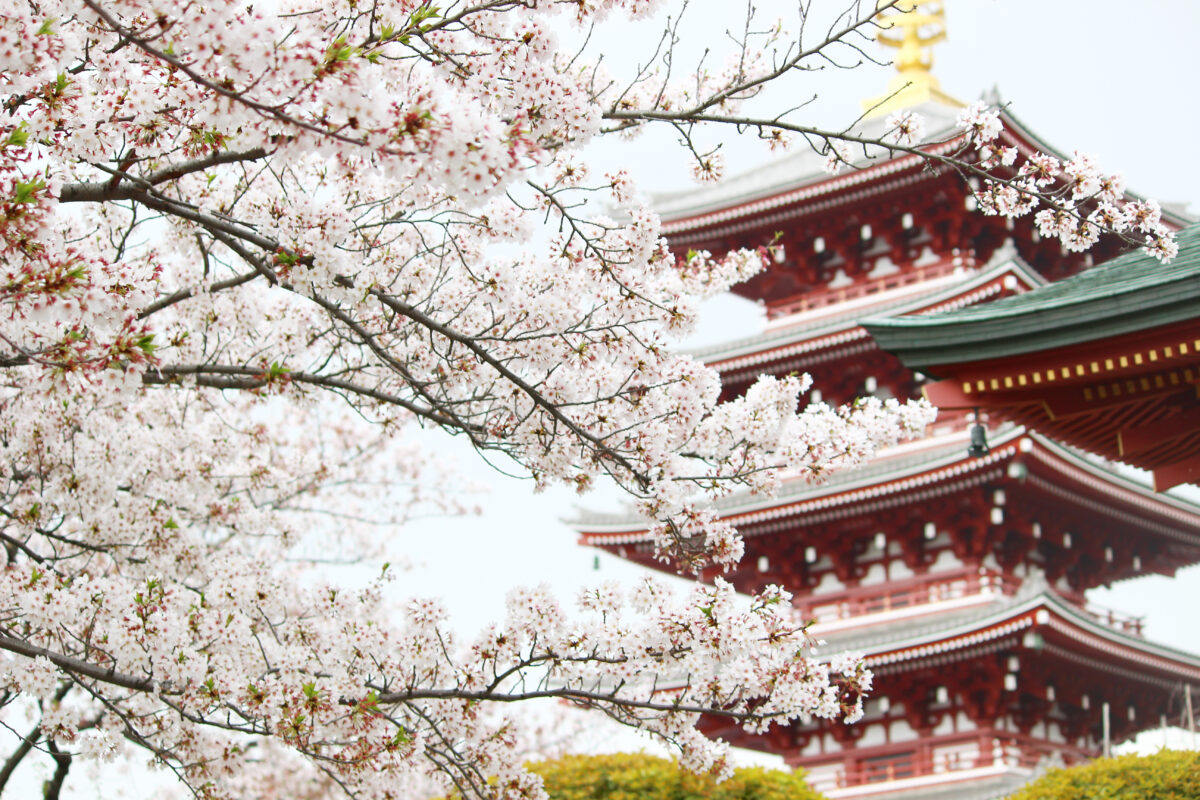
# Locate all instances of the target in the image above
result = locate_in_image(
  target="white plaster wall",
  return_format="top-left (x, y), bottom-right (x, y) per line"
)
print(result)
top-left (859, 723), bottom-right (888, 748)
top-left (828, 269), bottom-right (853, 288)
top-left (914, 246), bottom-right (941, 267)
top-left (868, 256), bottom-right (901, 278)
top-left (889, 718), bottom-right (917, 742)
top-left (929, 549), bottom-right (965, 572)
top-left (814, 572), bottom-right (844, 594)
top-left (861, 562), bottom-right (887, 586)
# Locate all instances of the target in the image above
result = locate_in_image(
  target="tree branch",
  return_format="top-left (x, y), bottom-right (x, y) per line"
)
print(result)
top-left (0, 635), bottom-right (153, 693)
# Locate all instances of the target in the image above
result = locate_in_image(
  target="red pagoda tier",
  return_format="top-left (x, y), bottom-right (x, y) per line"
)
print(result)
top-left (653, 101), bottom-right (1190, 323)
top-left (575, 68), bottom-right (1199, 798)
top-left (579, 428), bottom-right (1200, 606)
top-left (698, 243), bottom-right (1045, 406)
top-left (576, 429), bottom-right (1200, 799)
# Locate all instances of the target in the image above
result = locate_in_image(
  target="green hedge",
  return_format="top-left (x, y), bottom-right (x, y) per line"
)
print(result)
top-left (529, 753), bottom-right (827, 800)
top-left (1007, 750), bottom-right (1200, 800)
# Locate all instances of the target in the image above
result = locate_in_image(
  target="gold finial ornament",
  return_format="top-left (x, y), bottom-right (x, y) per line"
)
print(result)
top-left (863, 1), bottom-right (962, 118)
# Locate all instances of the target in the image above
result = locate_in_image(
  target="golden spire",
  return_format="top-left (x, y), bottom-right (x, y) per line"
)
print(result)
top-left (863, 1), bottom-right (961, 118)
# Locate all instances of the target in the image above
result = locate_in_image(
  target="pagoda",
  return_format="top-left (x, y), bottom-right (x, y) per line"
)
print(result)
top-left (575, 4), bottom-right (1200, 799)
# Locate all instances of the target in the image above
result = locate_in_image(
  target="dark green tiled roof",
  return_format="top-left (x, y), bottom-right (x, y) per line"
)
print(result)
top-left (863, 223), bottom-right (1200, 369)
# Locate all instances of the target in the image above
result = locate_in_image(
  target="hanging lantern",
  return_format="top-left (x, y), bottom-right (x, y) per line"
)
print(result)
top-left (968, 421), bottom-right (990, 458)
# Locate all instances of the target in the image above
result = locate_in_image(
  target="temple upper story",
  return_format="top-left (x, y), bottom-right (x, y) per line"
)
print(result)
top-left (651, 106), bottom-right (1191, 315)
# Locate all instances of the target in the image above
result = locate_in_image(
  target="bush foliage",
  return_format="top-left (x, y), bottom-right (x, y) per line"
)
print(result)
top-left (529, 753), bottom-right (827, 800)
top-left (1007, 750), bottom-right (1200, 800)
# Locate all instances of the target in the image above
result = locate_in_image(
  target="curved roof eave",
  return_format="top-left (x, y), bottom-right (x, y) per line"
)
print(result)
top-left (860, 589), bottom-right (1200, 680)
top-left (693, 250), bottom-right (1046, 371)
top-left (863, 225), bottom-right (1200, 368)
top-left (573, 427), bottom-right (1200, 545)
top-left (654, 107), bottom-right (1195, 238)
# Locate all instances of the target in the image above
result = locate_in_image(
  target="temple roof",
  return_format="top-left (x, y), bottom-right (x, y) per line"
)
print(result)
top-left (574, 427), bottom-right (1200, 544)
top-left (692, 246), bottom-right (1044, 376)
top-left (824, 771), bottom-right (1031, 800)
top-left (651, 101), bottom-right (963, 231)
top-left (863, 224), bottom-right (1200, 367)
top-left (861, 223), bottom-right (1200, 489)
top-left (822, 579), bottom-right (1200, 682)
top-left (574, 426), bottom-right (1007, 535)
top-left (652, 103), bottom-right (1194, 237)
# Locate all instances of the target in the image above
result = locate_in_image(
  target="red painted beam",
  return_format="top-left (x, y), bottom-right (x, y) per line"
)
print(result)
top-left (1153, 452), bottom-right (1200, 491)
top-left (1118, 403), bottom-right (1200, 457)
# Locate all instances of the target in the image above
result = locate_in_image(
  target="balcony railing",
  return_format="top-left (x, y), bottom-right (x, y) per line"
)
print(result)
top-left (796, 569), bottom-right (1145, 638)
top-left (805, 729), bottom-right (1094, 793)
top-left (798, 569), bottom-right (1020, 628)
top-left (768, 262), bottom-right (960, 318)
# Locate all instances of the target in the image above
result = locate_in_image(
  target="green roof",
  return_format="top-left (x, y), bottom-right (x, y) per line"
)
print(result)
top-left (863, 223), bottom-right (1200, 369)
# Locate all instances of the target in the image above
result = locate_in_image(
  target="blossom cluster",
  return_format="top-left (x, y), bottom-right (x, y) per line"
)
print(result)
top-left (813, 103), bottom-right (1178, 263)
top-left (955, 102), bottom-right (1179, 261)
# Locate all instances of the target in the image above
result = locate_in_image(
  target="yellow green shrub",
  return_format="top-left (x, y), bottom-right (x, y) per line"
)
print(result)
top-left (1007, 750), bottom-right (1200, 800)
top-left (528, 753), bottom-right (828, 800)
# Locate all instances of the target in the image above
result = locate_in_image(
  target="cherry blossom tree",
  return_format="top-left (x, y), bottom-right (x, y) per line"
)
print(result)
top-left (0, 0), bottom-right (1175, 797)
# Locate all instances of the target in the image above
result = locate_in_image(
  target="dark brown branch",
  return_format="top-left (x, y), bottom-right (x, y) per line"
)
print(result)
top-left (143, 147), bottom-right (270, 185)
top-left (0, 634), bottom-right (153, 693)
top-left (143, 364), bottom-right (479, 432)
top-left (42, 740), bottom-right (71, 800)
top-left (369, 290), bottom-right (649, 488)
top-left (137, 268), bottom-right (262, 319)
top-left (0, 684), bottom-right (72, 794)
top-left (377, 685), bottom-right (761, 720)
top-left (0, 723), bottom-right (40, 793)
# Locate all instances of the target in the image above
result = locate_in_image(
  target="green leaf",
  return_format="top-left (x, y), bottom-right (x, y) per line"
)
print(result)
top-left (5, 125), bottom-right (29, 148)
top-left (135, 334), bottom-right (157, 357)
top-left (12, 179), bottom-right (45, 204)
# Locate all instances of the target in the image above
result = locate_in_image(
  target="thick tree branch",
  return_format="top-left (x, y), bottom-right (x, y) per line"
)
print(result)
top-left (43, 740), bottom-right (71, 800)
top-left (0, 635), bottom-right (154, 693)
top-left (144, 363), bottom-right (481, 432)
top-left (143, 147), bottom-right (271, 185)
